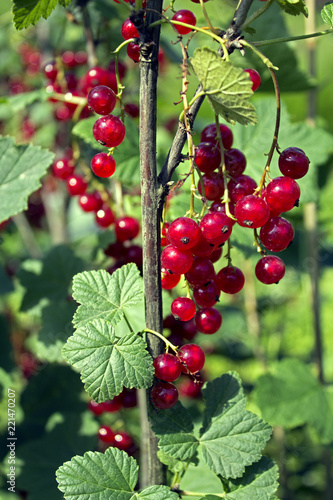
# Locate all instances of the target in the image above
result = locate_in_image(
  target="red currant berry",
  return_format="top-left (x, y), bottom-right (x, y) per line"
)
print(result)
top-left (244, 68), bottom-right (261, 91)
top-left (225, 148), bottom-right (247, 176)
top-left (200, 212), bottom-right (232, 245)
top-left (167, 217), bottom-right (201, 250)
top-left (123, 245), bottom-right (143, 267)
top-left (278, 147), bottom-right (309, 179)
top-left (255, 255), bottom-right (285, 284)
top-left (209, 201), bottom-right (236, 226)
top-left (185, 257), bottom-right (215, 286)
top-left (178, 343), bottom-right (205, 373)
top-left (122, 388), bottom-right (137, 408)
top-left (198, 172), bottom-right (224, 201)
top-left (171, 297), bottom-right (197, 321)
top-left (151, 381), bottom-right (178, 409)
top-left (124, 103), bottom-right (140, 118)
top-left (91, 152), bottom-right (116, 178)
top-left (52, 158), bottom-right (75, 180)
top-left (67, 175), bottom-right (88, 196)
top-left (79, 192), bottom-right (103, 212)
top-left (193, 280), bottom-right (220, 307)
top-left (121, 18), bottom-right (139, 40)
top-left (88, 85), bottom-right (117, 116)
top-left (191, 232), bottom-right (216, 257)
top-left (235, 195), bottom-right (270, 228)
top-left (178, 374), bottom-right (204, 398)
top-left (95, 205), bottom-right (115, 228)
top-left (228, 175), bottom-right (257, 205)
top-left (215, 266), bottom-right (245, 294)
top-left (172, 10), bottom-right (197, 35)
top-left (161, 222), bottom-right (170, 247)
top-left (113, 431), bottom-right (134, 451)
top-left (195, 307), bottom-right (222, 334)
top-left (44, 60), bottom-right (58, 81)
top-left (98, 425), bottom-right (115, 443)
top-left (209, 247), bottom-right (223, 263)
top-left (265, 176), bottom-right (300, 213)
top-left (194, 142), bottom-right (221, 173)
top-left (103, 395), bottom-right (124, 412)
top-left (88, 400), bottom-right (106, 415)
top-left (115, 216), bottom-right (140, 242)
top-left (200, 123), bottom-right (233, 150)
top-left (161, 268), bottom-right (181, 290)
top-left (127, 42), bottom-right (140, 62)
top-left (161, 245), bottom-right (193, 274)
top-left (93, 115), bottom-right (126, 147)
top-left (153, 353), bottom-right (182, 382)
top-left (104, 241), bottom-right (126, 259)
top-left (259, 216), bottom-right (294, 252)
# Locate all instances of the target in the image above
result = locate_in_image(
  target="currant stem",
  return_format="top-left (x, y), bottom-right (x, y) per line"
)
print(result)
top-left (239, 39), bottom-right (278, 70)
top-left (253, 28), bottom-right (333, 47)
top-left (214, 114), bottom-right (234, 220)
top-left (240, 0), bottom-right (275, 32)
top-left (198, 0), bottom-right (218, 35)
top-left (143, 328), bottom-right (178, 353)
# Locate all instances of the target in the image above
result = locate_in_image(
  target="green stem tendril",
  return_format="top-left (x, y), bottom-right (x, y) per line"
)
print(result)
top-left (239, 39), bottom-right (278, 70)
top-left (214, 114), bottom-right (235, 220)
top-left (226, 238), bottom-right (232, 266)
top-left (253, 28), bottom-right (333, 47)
top-left (198, 0), bottom-right (219, 35)
top-left (253, 228), bottom-right (265, 255)
top-left (143, 328), bottom-right (179, 353)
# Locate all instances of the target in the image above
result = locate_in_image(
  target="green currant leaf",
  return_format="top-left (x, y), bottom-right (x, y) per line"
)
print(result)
top-left (276, 0), bottom-right (308, 16)
top-left (56, 447), bottom-right (138, 500)
top-left (3, 89), bottom-right (49, 111)
top-left (199, 372), bottom-right (272, 478)
top-left (321, 2), bottom-right (333, 27)
top-left (136, 485), bottom-right (179, 499)
top-left (72, 263), bottom-right (143, 329)
top-left (62, 319), bottom-right (154, 401)
top-left (71, 116), bottom-right (105, 151)
top-left (0, 136), bottom-right (54, 224)
top-left (12, 0), bottom-right (71, 30)
top-left (190, 48), bottom-right (257, 126)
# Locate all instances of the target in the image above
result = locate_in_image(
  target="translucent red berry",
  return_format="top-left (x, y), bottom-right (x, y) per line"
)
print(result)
top-left (195, 307), bottom-right (222, 334)
top-left (198, 172), bottom-right (224, 201)
top-left (67, 174), bottom-right (88, 196)
top-left (199, 212), bottom-right (232, 245)
top-left (191, 232), bottom-right (216, 257)
top-left (98, 425), bottom-right (115, 443)
top-left (93, 115), bottom-right (126, 147)
top-left (255, 255), bottom-right (285, 284)
top-left (79, 192), bottom-right (103, 212)
top-left (113, 431), bottom-right (134, 451)
top-left (185, 257), bottom-right (215, 286)
top-left (121, 18), bottom-right (139, 40)
top-left (265, 176), bottom-right (300, 213)
top-left (161, 268), bottom-right (181, 290)
top-left (259, 216), bottom-right (294, 252)
top-left (44, 60), bottom-right (58, 81)
top-left (225, 148), bottom-right (247, 176)
top-left (52, 158), bottom-right (75, 180)
top-left (167, 217), bottom-right (201, 250)
top-left (171, 297), bottom-right (197, 321)
top-left (200, 123), bottom-right (233, 150)
top-left (178, 374), bottom-right (204, 398)
top-left (127, 42), bottom-right (140, 62)
top-left (161, 245), bottom-right (193, 274)
top-left (235, 195), bottom-right (270, 228)
top-left (95, 205), bottom-right (115, 228)
top-left (91, 152), bottom-right (116, 178)
top-left (194, 142), bottom-right (221, 173)
top-left (178, 343), bottom-right (205, 373)
top-left (153, 353), bottom-right (182, 382)
top-left (151, 381), bottom-right (178, 409)
top-left (228, 174), bottom-right (257, 205)
top-left (215, 266), bottom-right (245, 294)
top-left (172, 10), bottom-right (197, 35)
top-left (87, 85), bottom-right (117, 115)
top-left (278, 147), bottom-right (309, 179)
top-left (193, 280), bottom-right (220, 307)
top-left (115, 216), bottom-right (140, 241)
top-left (244, 68), bottom-right (261, 91)
top-left (209, 201), bottom-right (236, 226)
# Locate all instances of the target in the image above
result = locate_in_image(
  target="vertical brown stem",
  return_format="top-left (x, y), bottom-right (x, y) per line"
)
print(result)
top-left (138, 0), bottom-right (164, 488)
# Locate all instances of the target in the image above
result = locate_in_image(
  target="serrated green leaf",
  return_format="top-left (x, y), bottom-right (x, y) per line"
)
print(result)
top-left (17, 245), bottom-right (84, 311)
top-left (157, 450), bottom-right (187, 473)
top-left (62, 319), bottom-right (154, 401)
top-left (56, 447), bottom-right (138, 500)
top-left (72, 117), bottom-right (105, 151)
top-left (190, 48), bottom-right (257, 126)
top-left (5, 89), bottom-right (49, 112)
top-left (72, 264), bottom-right (143, 329)
top-left (12, 0), bottom-right (71, 30)
top-left (254, 359), bottom-right (333, 443)
top-left (225, 457), bottom-right (279, 499)
top-left (0, 136), bottom-right (54, 223)
top-left (322, 2), bottom-right (333, 26)
top-left (136, 485), bottom-right (179, 499)
top-left (199, 373), bottom-right (272, 478)
top-left (149, 401), bottom-right (199, 461)
top-left (276, 0), bottom-right (308, 16)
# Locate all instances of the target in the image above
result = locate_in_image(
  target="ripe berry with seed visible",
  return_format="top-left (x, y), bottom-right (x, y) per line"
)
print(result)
top-left (121, 18), bottom-right (139, 40)
top-left (198, 172), bottom-right (224, 201)
top-left (201, 123), bottom-right (233, 150)
top-left (178, 343), bottom-right (205, 373)
top-left (67, 175), bottom-right (88, 196)
top-left (95, 205), bottom-right (115, 228)
top-left (171, 297), bottom-right (197, 321)
top-left (127, 42), bottom-right (140, 62)
top-left (88, 85), bottom-right (117, 115)
top-left (161, 268), bottom-right (181, 289)
top-left (193, 280), bottom-right (220, 307)
top-left (278, 147), bottom-right (309, 179)
top-left (195, 307), bottom-right (222, 334)
top-left (172, 10), bottom-right (197, 35)
top-left (225, 148), bottom-right (247, 176)
top-left (153, 353), bottom-right (182, 382)
top-left (191, 232), bottom-right (216, 257)
top-left (235, 195), bottom-right (270, 228)
top-left (215, 266), bottom-right (245, 294)
top-left (161, 245), bottom-right (193, 274)
top-left (115, 216), bottom-right (140, 241)
top-left (200, 212), bottom-right (232, 245)
top-left (52, 158), bottom-right (75, 180)
top-left (265, 176), bottom-right (300, 214)
top-left (167, 217), bottom-right (201, 250)
top-left (185, 257), bottom-right (215, 286)
top-left (260, 216), bottom-right (294, 252)
top-left (91, 152), bottom-right (116, 178)
top-left (93, 115), bottom-right (126, 147)
top-left (244, 68), bottom-right (261, 91)
top-left (194, 142), bottom-right (221, 173)
top-left (151, 381), bottom-right (178, 409)
top-left (98, 425), bottom-right (115, 443)
top-left (79, 192), bottom-right (103, 212)
top-left (228, 174), bottom-right (257, 205)
top-left (178, 374), bottom-right (204, 398)
top-left (255, 255), bottom-right (285, 284)
top-left (209, 201), bottom-right (236, 226)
